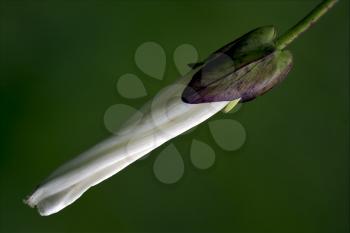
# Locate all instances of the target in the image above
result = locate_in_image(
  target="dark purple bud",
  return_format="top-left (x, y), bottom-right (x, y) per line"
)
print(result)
top-left (182, 50), bottom-right (293, 104)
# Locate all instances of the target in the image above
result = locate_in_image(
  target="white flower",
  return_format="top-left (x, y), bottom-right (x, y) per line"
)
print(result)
top-left (24, 67), bottom-right (238, 216)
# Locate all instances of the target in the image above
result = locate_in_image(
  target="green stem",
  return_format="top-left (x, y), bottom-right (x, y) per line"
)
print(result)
top-left (276, 0), bottom-right (338, 50)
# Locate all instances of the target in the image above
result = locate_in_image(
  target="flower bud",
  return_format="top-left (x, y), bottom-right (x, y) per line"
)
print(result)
top-left (181, 26), bottom-right (294, 104)
top-left (182, 50), bottom-right (293, 103)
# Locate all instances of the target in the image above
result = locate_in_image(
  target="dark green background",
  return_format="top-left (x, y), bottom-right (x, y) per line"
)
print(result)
top-left (1, 0), bottom-right (348, 232)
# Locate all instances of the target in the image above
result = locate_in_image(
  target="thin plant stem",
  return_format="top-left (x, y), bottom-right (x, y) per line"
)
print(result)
top-left (276, 0), bottom-right (338, 50)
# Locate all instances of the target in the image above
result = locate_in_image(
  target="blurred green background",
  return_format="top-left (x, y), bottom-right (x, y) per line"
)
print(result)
top-left (1, 0), bottom-right (348, 232)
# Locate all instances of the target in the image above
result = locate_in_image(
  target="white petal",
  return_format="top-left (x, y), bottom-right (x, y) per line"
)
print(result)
top-left (24, 68), bottom-right (229, 216)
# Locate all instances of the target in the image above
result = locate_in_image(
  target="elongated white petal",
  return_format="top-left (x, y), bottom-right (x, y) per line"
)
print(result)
top-left (24, 68), bottom-right (234, 216)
